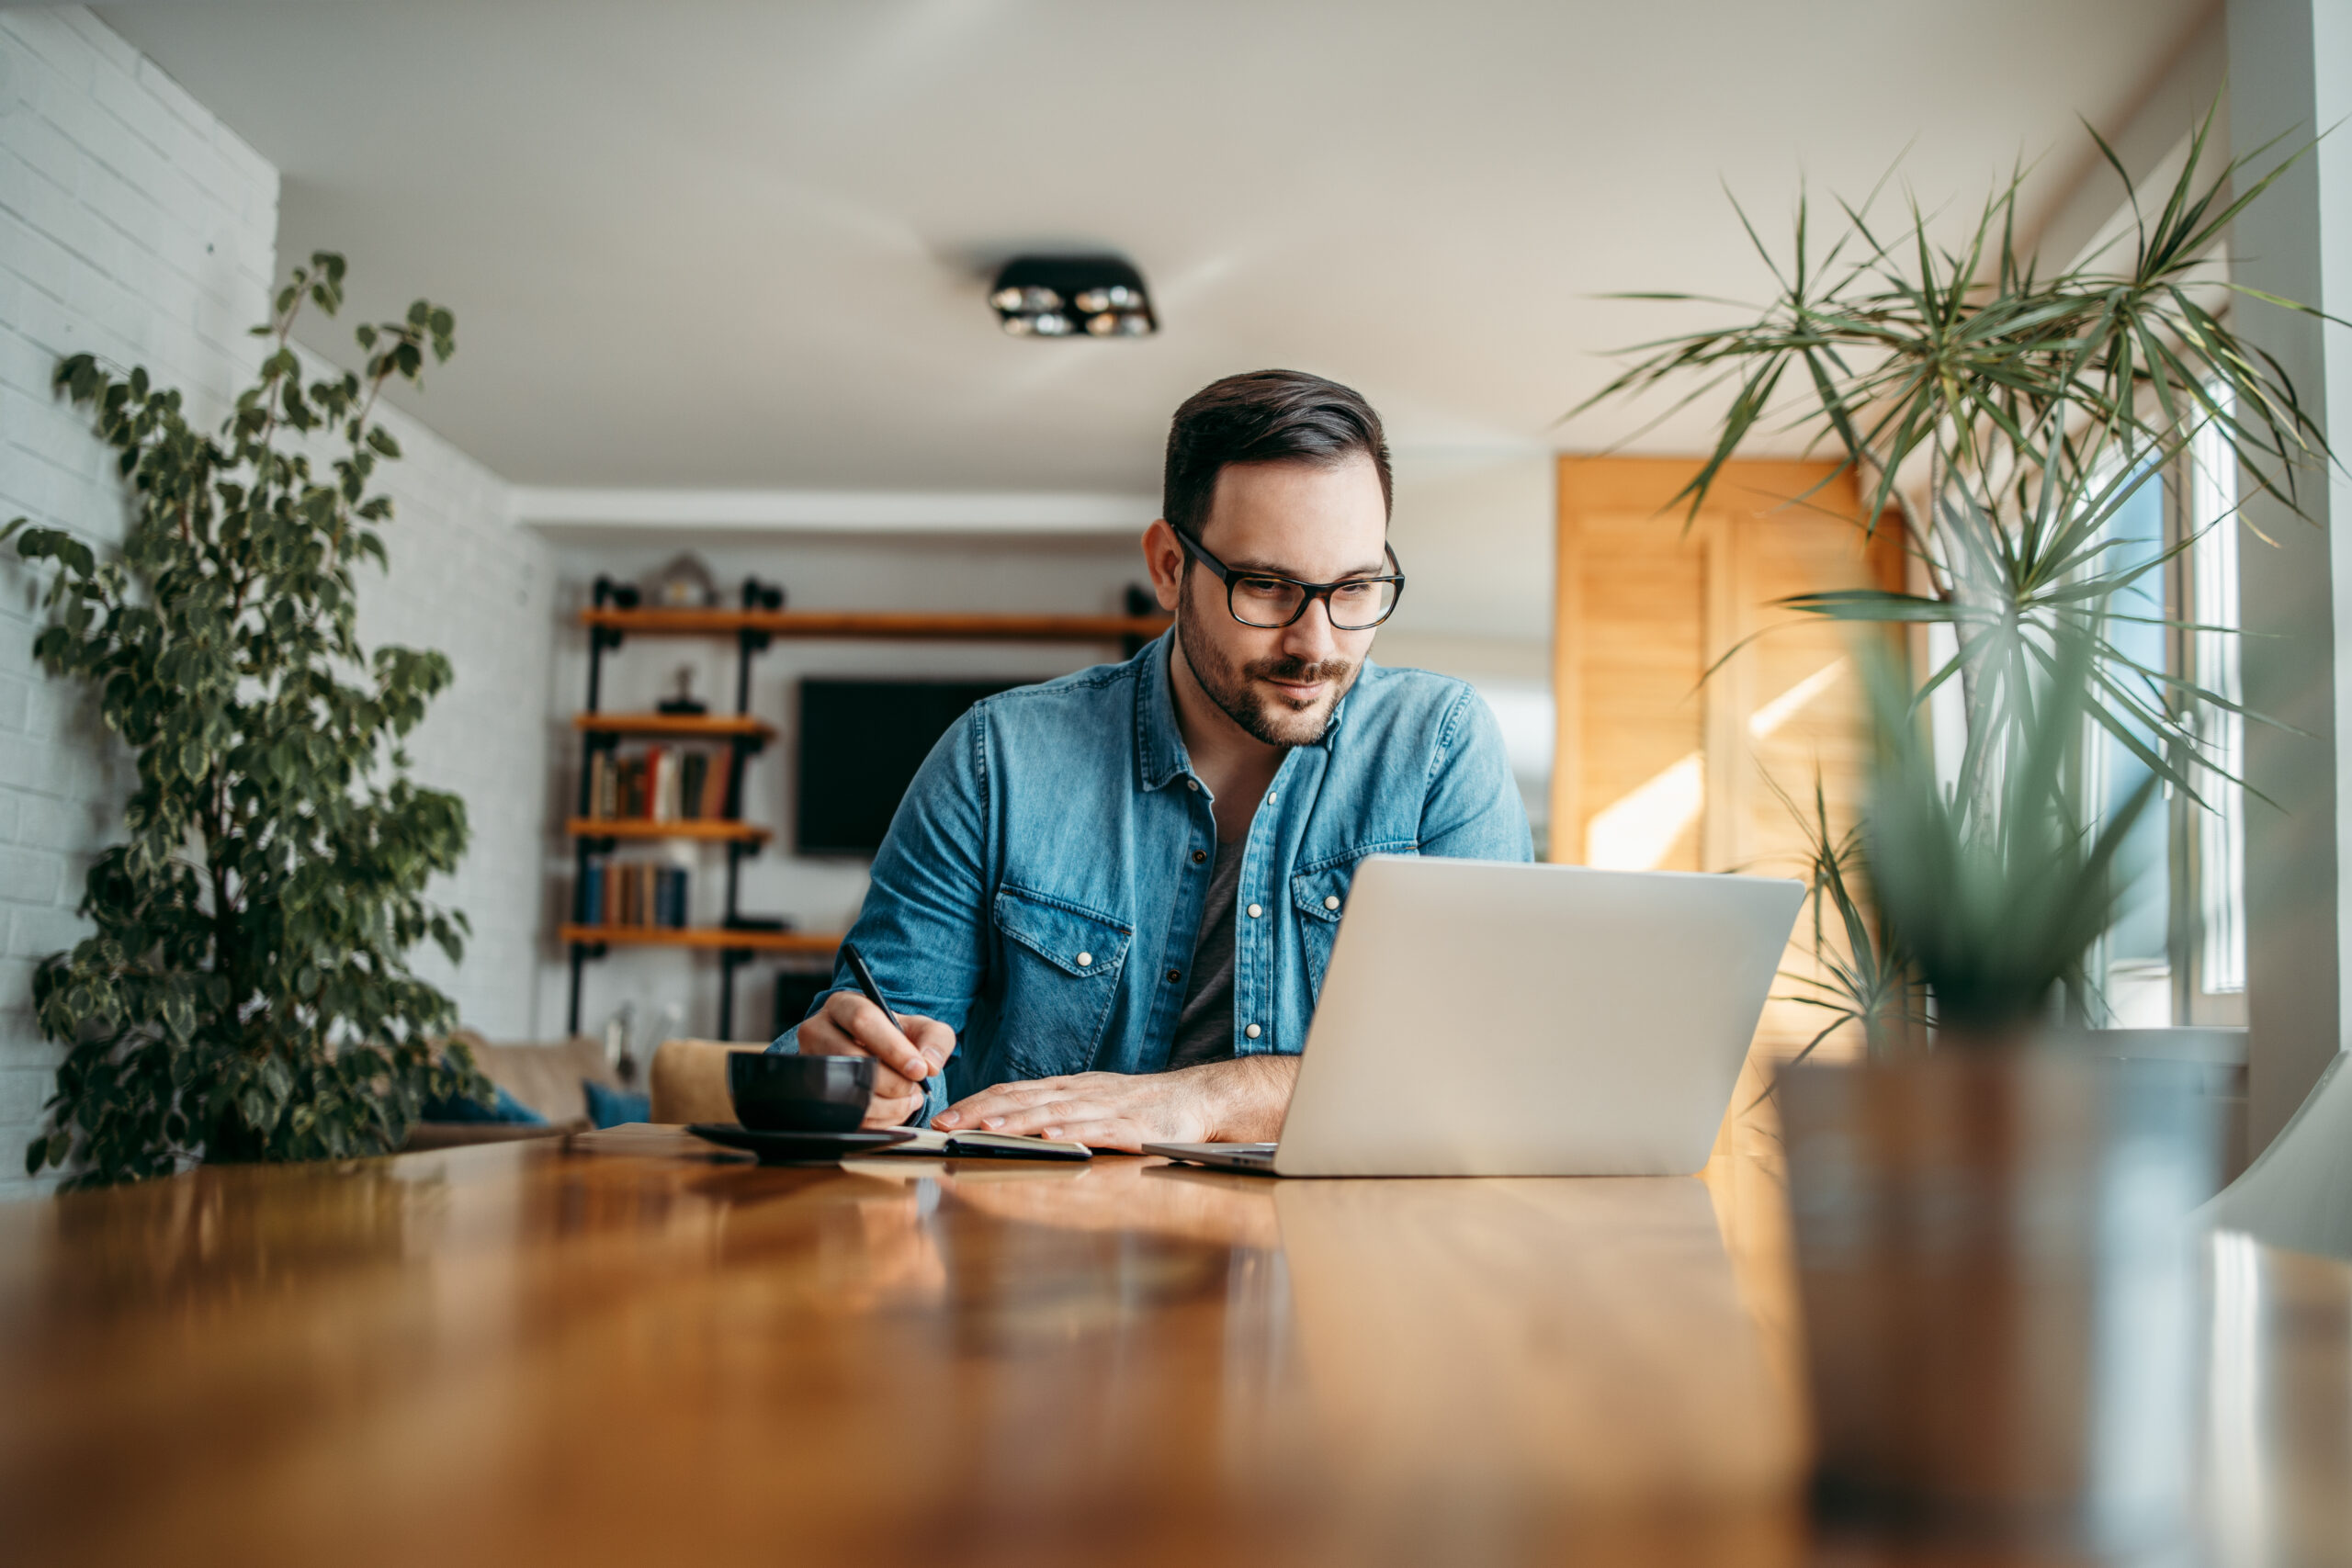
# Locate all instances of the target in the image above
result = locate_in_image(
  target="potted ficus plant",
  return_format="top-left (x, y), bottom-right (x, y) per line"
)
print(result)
top-left (1577, 111), bottom-right (2333, 1547)
top-left (5, 252), bottom-right (490, 1189)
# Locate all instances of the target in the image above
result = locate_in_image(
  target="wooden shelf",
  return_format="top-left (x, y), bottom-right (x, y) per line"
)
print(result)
top-left (573, 713), bottom-right (777, 740)
top-left (561, 923), bottom-right (842, 954)
top-left (568, 818), bottom-right (773, 844)
top-left (580, 607), bottom-right (1170, 643)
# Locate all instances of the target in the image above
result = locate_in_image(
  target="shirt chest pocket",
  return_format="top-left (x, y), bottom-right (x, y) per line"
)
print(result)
top-left (989, 885), bottom-right (1132, 1077)
top-left (1291, 842), bottom-right (1416, 1000)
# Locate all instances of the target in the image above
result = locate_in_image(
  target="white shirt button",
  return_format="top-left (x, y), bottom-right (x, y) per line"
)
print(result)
top-left (1245, 1023), bottom-right (1262, 1040)
top-left (1266, 791), bottom-right (1277, 804)
top-left (1185, 778), bottom-right (1198, 791)
top-left (1246, 903), bottom-right (1262, 919)
top-left (1323, 895), bottom-right (1340, 911)
top-left (1075, 952), bottom-right (1092, 967)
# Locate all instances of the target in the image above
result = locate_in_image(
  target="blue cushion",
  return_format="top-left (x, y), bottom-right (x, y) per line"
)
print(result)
top-left (422, 1082), bottom-right (548, 1124)
top-left (583, 1078), bottom-right (651, 1129)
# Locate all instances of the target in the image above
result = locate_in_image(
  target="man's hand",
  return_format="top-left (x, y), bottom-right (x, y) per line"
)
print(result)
top-left (934, 1055), bottom-right (1301, 1152)
top-left (797, 990), bottom-right (956, 1129)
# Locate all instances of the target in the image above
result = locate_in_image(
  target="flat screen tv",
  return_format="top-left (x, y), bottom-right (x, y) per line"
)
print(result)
top-left (795, 678), bottom-right (1023, 855)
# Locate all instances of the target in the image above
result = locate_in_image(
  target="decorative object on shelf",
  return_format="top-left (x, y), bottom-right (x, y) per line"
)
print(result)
top-left (657, 664), bottom-right (708, 716)
top-left (3, 252), bottom-right (488, 1188)
top-left (656, 999), bottom-right (688, 1048)
top-left (1577, 113), bottom-right (2332, 1550)
top-left (742, 576), bottom-right (786, 612)
top-left (647, 551), bottom-right (719, 609)
top-left (603, 1002), bottom-right (639, 1088)
top-left (989, 254), bottom-right (1156, 338)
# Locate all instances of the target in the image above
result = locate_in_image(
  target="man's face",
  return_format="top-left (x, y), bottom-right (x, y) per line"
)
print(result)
top-left (1171, 453), bottom-right (1389, 748)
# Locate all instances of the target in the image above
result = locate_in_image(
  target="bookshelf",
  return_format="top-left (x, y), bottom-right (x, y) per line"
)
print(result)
top-left (578, 607), bottom-right (1175, 643)
top-left (567, 818), bottom-right (773, 844)
top-left (560, 924), bottom-right (844, 953)
top-left (575, 713), bottom-right (776, 739)
top-left (565, 574), bottom-right (1171, 1039)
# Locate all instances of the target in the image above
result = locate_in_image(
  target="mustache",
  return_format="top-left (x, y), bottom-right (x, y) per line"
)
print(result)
top-left (1248, 655), bottom-right (1353, 684)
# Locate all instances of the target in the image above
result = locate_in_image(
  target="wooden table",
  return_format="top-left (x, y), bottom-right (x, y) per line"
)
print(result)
top-left (0, 1129), bottom-right (2342, 1566)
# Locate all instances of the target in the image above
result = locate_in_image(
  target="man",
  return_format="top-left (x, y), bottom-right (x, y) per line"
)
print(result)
top-left (778, 368), bottom-right (1531, 1146)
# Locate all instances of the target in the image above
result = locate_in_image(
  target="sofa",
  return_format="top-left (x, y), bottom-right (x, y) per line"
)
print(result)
top-left (646, 1038), bottom-right (767, 1124)
top-left (401, 1032), bottom-right (631, 1150)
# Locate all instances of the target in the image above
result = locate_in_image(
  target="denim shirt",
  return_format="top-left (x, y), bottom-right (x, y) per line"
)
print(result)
top-left (772, 631), bottom-right (1532, 1122)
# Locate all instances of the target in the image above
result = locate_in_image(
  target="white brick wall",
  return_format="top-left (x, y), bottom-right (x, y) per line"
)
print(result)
top-left (0, 10), bottom-right (552, 1197)
top-left (333, 360), bottom-right (554, 1043)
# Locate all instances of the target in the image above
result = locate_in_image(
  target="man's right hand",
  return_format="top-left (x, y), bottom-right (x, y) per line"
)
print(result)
top-left (795, 989), bottom-right (956, 1129)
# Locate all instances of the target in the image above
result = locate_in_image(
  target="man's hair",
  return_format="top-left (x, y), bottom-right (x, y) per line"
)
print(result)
top-left (1162, 369), bottom-right (1393, 543)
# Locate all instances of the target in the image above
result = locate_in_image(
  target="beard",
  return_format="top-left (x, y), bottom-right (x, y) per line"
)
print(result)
top-left (1176, 570), bottom-right (1363, 748)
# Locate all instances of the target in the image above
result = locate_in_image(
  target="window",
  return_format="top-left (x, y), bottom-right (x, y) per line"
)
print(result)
top-left (2083, 412), bottom-right (2247, 1027)
top-left (2083, 461), bottom-right (2174, 1026)
top-left (2187, 412), bottom-right (2247, 1009)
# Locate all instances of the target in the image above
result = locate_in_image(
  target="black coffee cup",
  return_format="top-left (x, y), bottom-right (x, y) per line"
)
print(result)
top-left (729, 1053), bottom-right (875, 1133)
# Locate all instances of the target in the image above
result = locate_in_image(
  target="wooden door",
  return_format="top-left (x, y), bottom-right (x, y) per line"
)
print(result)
top-left (1552, 457), bottom-right (1904, 1104)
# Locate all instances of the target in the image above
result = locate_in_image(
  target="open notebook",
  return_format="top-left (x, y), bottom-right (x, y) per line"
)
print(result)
top-left (864, 1128), bottom-right (1091, 1162)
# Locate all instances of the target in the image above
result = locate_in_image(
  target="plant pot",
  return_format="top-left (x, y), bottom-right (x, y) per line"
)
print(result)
top-left (1778, 1051), bottom-right (2220, 1551)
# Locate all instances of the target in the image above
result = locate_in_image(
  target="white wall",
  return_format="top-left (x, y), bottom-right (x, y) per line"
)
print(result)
top-left (0, 8), bottom-right (547, 1194)
top-left (1381, 446), bottom-right (1556, 846)
top-left (2228, 0), bottom-right (2352, 1152)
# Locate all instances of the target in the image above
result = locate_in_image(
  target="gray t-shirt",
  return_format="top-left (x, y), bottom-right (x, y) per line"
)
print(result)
top-left (1165, 833), bottom-right (1246, 1070)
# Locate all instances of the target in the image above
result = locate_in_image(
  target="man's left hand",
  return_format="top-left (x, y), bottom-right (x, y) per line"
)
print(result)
top-left (934, 1055), bottom-right (1299, 1152)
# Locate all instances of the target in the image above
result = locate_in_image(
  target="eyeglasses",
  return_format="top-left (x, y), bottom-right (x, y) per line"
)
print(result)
top-left (1176, 532), bottom-right (1407, 630)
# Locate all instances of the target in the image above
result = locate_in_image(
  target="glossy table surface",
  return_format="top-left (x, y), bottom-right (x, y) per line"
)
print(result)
top-left (0, 1126), bottom-right (2342, 1566)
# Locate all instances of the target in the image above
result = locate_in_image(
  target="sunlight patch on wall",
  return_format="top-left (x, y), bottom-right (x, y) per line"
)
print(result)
top-left (1749, 659), bottom-right (1845, 739)
top-left (1586, 752), bottom-right (1704, 870)
top-left (1582, 660), bottom-right (1848, 871)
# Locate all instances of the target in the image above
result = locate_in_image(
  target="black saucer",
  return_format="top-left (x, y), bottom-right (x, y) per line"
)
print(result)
top-left (687, 1123), bottom-right (915, 1164)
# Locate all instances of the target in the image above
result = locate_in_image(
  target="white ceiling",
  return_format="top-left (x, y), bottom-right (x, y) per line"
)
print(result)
top-left (96, 0), bottom-right (2212, 492)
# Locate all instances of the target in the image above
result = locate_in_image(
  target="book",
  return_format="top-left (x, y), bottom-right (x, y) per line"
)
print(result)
top-left (655, 863), bottom-right (688, 929)
top-left (707, 757), bottom-right (728, 819)
top-left (857, 1127), bottom-right (1091, 1162)
top-left (680, 751), bottom-right (707, 820)
top-left (656, 747), bottom-right (684, 821)
top-left (579, 859), bottom-right (605, 924)
top-left (589, 752), bottom-right (616, 819)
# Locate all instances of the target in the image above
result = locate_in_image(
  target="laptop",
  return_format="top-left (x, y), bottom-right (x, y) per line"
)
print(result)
top-left (1143, 855), bottom-right (1804, 1178)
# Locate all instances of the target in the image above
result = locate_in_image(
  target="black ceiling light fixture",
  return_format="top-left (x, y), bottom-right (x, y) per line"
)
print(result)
top-left (989, 254), bottom-right (1156, 339)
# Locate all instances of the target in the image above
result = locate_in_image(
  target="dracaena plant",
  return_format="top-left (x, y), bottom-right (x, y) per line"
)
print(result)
top-left (1576, 106), bottom-right (2332, 804)
top-left (1578, 107), bottom-right (2334, 1054)
top-left (4, 252), bottom-right (489, 1189)
top-left (1859, 622), bottom-right (2159, 1042)
top-left (1768, 624), bottom-right (2156, 1072)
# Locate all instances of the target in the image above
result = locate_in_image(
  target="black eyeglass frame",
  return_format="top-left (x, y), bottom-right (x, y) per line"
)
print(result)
top-left (1174, 531), bottom-right (1408, 630)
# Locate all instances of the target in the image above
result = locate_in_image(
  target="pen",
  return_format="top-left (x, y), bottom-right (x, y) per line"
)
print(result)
top-left (840, 942), bottom-right (919, 1079)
